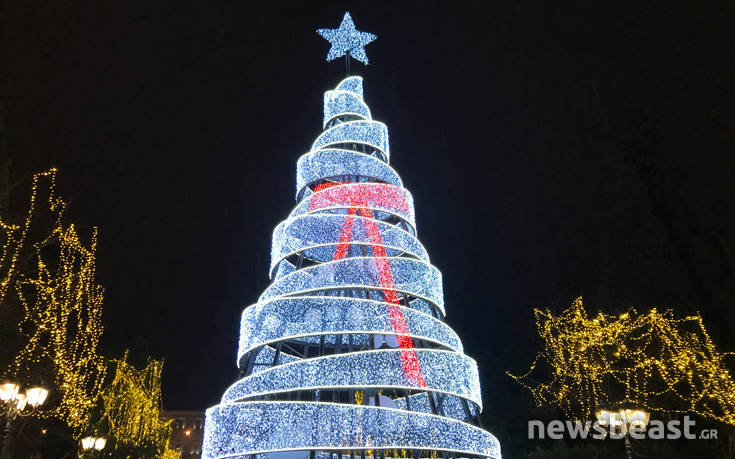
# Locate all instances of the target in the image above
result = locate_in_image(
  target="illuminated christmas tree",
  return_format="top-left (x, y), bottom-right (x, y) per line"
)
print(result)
top-left (203, 13), bottom-right (501, 459)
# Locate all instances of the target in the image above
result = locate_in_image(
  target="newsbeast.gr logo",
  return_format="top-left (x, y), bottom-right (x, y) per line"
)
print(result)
top-left (529, 417), bottom-right (718, 440)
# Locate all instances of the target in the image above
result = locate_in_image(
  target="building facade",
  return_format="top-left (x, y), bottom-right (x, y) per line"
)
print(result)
top-left (161, 410), bottom-right (204, 458)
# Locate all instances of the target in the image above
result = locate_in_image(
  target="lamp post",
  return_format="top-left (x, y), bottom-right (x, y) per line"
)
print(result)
top-left (595, 407), bottom-right (650, 459)
top-left (80, 436), bottom-right (107, 456)
top-left (0, 382), bottom-right (49, 459)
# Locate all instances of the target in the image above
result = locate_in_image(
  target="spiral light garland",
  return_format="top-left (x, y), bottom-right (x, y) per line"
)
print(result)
top-left (203, 77), bottom-right (501, 459)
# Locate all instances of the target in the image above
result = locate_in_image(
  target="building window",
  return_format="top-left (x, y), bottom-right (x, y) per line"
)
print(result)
top-left (192, 442), bottom-right (202, 455)
top-left (194, 418), bottom-right (202, 429)
top-left (174, 418), bottom-right (184, 430)
top-left (174, 443), bottom-right (182, 452)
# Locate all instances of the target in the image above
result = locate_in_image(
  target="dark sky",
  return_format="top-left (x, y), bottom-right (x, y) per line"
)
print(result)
top-left (3, 1), bottom-right (735, 453)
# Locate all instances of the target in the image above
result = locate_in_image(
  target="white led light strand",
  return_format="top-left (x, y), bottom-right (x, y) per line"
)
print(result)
top-left (296, 148), bottom-right (402, 199)
top-left (222, 349), bottom-right (482, 408)
top-left (204, 402), bottom-right (501, 459)
top-left (289, 182), bottom-right (416, 229)
top-left (237, 296), bottom-right (462, 362)
top-left (270, 214), bottom-right (427, 277)
top-left (312, 120), bottom-right (390, 162)
top-left (323, 90), bottom-right (371, 128)
top-left (258, 257), bottom-right (445, 315)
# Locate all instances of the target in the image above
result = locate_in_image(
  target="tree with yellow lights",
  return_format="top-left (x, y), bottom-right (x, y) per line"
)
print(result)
top-left (0, 169), bottom-right (107, 437)
top-left (508, 297), bottom-right (735, 425)
top-left (1, 170), bottom-right (179, 457)
top-left (96, 353), bottom-right (179, 458)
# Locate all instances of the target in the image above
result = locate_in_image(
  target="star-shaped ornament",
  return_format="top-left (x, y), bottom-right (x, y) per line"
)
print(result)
top-left (317, 12), bottom-right (377, 65)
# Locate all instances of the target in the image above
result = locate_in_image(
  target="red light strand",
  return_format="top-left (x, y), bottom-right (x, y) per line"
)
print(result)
top-left (310, 182), bottom-right (426, 387)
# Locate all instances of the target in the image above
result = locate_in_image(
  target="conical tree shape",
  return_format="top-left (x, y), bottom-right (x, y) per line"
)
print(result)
top-left (203, 77), bottom-right (501, 459)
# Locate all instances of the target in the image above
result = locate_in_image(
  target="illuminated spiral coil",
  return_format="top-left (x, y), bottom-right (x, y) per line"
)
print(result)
top-left (203, 77), bottom-right (501, 459)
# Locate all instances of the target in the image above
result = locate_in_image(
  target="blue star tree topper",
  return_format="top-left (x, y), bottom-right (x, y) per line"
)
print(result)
top-left (317, 12), bottom-right (377, 66)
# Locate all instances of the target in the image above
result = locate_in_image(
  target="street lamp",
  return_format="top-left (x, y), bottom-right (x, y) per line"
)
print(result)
top-left (13, 394), bottom-right (26, 412)
top-left (0, 381), bottom-right (49, 459)
top-left (595, 406), bottom-right (650, 459)
top-left (81, 435), bottom-right (107, 456)
top-left (81, 436), bottom-right (95, 450)
top-left (0, 385), bottom-right (18, 403)
top-left (94, 437), bottom-right (107, 450)
top-left (25, 387), bottom-right (49, 408)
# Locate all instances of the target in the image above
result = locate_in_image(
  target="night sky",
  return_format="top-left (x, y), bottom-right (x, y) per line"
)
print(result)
top-left (3, 1), bottom-right (735, 454)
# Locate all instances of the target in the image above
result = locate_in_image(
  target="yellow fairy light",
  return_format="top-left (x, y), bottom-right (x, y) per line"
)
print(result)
top-left (0, 169), bottom-right (61, 300)
top-left (1, 169), bottom-right (106, 437)
top-left (508, 297), bottom-right (735, 425)
top-left (99, 352), bottom-right (178, 456)
top-left (161, 449), bottom-right (182, 459)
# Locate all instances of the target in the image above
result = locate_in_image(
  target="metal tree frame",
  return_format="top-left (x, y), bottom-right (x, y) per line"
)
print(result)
top-left (202, 77), bottom-right (501, 459)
